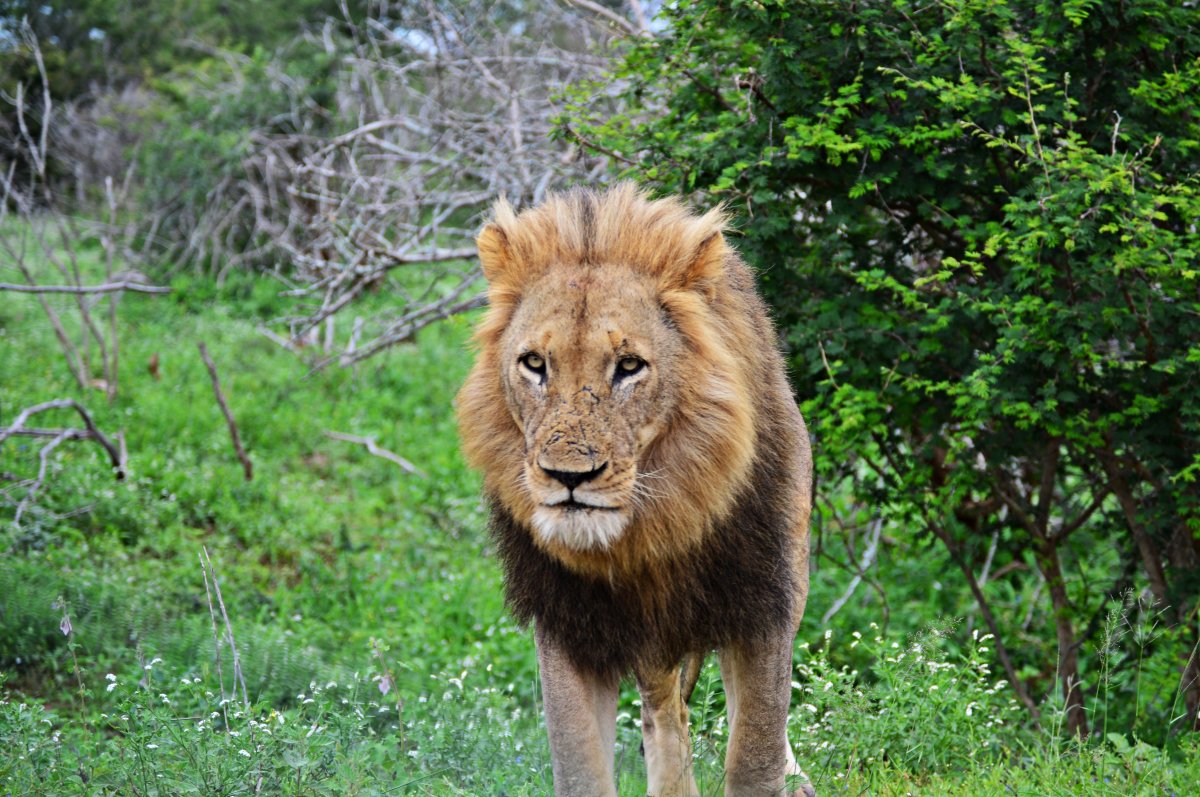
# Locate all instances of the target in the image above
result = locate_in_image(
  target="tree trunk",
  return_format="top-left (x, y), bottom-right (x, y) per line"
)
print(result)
top-left (1035, 539), bottom-right (1088, 738)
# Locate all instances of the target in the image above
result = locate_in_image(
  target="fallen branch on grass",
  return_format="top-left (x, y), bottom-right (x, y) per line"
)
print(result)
top-left (255, 324), bottom-right (302, 353)
top-left (197, 342), bottom-right (253, 481)
top-left (0, 280), bottom-right (171, 295)
top-left (1, 399), bottom-right (127, 527)
top-left (324, 431), bottom-right (425, 478)
top-left (0, 399), bottom-right (126, 477)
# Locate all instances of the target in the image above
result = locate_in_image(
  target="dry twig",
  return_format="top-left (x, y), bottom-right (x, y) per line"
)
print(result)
top-left (0, 280), bottom-right (170, 295)
top-left (197, 343), bottom-right (253, 481)
top-left (1, 399), bottom-right (126, 528)
top-left (0, 399), bottom-right (126, 476)
top-left (200, 546), bottom-right (249, 708)
top-left (324, 430), bottom-right (425, 477)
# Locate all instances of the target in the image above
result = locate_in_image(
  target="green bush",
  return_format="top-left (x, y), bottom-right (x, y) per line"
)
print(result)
top-left (565, 0), bottom-right (1200, 740)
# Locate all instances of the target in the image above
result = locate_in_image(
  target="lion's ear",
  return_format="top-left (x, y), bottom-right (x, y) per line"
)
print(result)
top-left (663, 232), bottom-right (727, 299)
top-left (477, 222), bottom-right (514, 286)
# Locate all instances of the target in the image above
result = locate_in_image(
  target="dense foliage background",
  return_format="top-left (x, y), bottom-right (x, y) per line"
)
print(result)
top-left (3, 0), bottom-right (1199, 794)
top-left (565, 0), bottom-right (1200, 741)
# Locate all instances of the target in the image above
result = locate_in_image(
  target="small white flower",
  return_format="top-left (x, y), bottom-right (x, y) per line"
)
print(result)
top-left (239, 749), bottom-right (251, 758)
top-left (105, 673), bottom-right (117, 682)
top-left (146, 744), bottom-right (158, 750)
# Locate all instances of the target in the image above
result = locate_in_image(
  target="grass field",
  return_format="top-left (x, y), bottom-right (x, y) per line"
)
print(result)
top-left (2, 265), bottom-right (1198, 795)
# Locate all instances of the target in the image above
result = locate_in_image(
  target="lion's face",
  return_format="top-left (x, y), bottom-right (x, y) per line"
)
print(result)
top-left (458, 184), bottom-right (762, 573)
top-left (499, 266), bottom-right (681, 551)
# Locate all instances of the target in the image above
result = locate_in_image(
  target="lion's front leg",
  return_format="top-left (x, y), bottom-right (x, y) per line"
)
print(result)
top-left (719, 633), bottom-right (814, 797)
top-left (536, 623), bottom-right (619, 797)
top-left (636, 662), bottom-right (700, 797)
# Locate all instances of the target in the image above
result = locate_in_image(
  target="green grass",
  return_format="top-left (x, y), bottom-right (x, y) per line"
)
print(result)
top-left (2, 262), bottom-right (1199, 795)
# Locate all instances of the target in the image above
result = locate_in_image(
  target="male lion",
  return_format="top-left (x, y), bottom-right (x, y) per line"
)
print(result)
top-left (457, 184), bottom-right (814, 797)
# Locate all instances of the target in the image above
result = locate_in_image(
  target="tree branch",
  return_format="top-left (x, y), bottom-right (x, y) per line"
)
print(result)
top-left (197, 343), bottom-right (253, 481)
top-left (324, 431), bottom-right (425, 477)
top-left (0, 280), bottom-right (171, 295)
top-left (0, 399), bottom-right (125, 478)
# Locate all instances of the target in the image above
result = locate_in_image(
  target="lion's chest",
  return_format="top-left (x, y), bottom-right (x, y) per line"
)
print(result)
top-left (488, 484), bottom-right (797, 678)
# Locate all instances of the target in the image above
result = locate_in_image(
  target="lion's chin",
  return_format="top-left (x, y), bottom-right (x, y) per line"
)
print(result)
top-left (530, 505), bottom-right (629, 551)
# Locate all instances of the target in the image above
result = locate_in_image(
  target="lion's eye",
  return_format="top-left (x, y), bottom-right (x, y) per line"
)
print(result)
top-left (520, 352), bottom-right (546, 378)
top-left (614, 356), bottom-right (646, 381)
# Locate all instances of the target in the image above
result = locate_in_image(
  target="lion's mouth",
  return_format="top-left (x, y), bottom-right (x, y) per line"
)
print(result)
top-left (531, 497), bottom-right (629, 550)
top-left (547, 498), bottom-right (620, 512)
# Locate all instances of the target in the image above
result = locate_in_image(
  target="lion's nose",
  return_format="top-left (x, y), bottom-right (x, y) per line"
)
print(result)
top-left (542, 462), bottom-right (607, 490)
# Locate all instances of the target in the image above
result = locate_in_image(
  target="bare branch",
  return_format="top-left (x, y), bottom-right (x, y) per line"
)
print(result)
top-left (0, 399), bottom-right (126, 477)
top-left (197, 343), bottom-right (253, 481)
top-left (157, 3), bottom-right (627, 363)
top-left (821, 517), bottom-right (883, 625)
top-left (566, 0), bottom-right (643, 36)
top-left (13, 431), bottom-right (71, 527)
top-left (2, 400), bottom-right (126, 528)
top-left (0, 280), bottom-right (171, 295)
top-left (324, 431), bottom-right (426, 478)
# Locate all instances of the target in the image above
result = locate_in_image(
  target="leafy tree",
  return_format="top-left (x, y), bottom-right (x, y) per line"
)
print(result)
top-left (564, 0), bottom-right (1200, 738)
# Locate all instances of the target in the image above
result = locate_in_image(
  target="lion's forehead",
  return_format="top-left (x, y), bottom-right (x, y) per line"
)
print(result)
top-left (519, 266), bottom-right (661, 331)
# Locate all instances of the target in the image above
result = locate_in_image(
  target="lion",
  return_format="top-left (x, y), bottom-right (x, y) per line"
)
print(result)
top-left (457, 183), bottom-right (814, 797)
